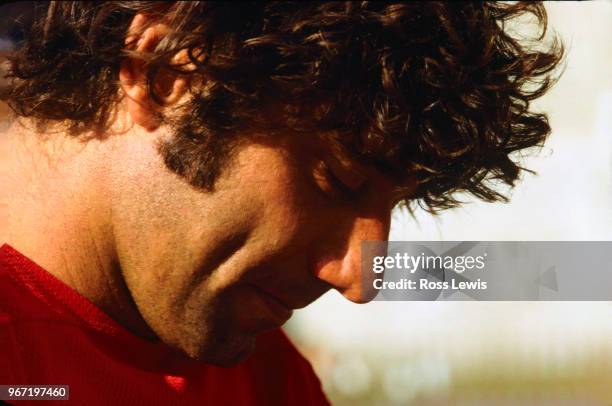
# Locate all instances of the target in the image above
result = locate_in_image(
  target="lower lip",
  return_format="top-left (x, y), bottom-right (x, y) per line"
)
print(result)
top-left (251, 286), bottom-right (293, 325)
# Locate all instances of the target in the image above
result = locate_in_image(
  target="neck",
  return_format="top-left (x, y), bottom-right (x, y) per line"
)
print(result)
top-left (1, 123), bottom-right (156, 340)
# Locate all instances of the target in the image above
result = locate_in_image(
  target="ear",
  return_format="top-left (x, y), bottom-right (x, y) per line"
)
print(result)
top-left (119, 14), bottom-right (189, 132)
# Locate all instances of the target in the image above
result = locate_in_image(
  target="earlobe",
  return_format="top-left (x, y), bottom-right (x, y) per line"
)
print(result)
top-left (119, 15), bottom-right (189, 132)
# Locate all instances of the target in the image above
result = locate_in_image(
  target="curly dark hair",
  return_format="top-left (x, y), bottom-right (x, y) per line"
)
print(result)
top-left (1, 1), bottom-right (563, 212)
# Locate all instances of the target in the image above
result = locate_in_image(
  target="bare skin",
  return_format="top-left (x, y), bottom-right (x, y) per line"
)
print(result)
top-left (0, 17), bottom-right (412, 366)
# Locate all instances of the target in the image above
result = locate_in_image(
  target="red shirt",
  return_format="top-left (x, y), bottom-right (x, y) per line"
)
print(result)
top-left (0, 244), bottom-right (329, 405)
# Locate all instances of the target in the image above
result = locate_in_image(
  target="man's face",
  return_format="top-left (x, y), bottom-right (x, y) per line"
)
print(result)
top-left (108, 129), bottom-right (401, 365)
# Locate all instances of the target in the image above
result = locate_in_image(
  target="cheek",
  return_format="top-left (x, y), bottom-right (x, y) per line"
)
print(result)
top-left (250, 166), bottom-right (325, 252)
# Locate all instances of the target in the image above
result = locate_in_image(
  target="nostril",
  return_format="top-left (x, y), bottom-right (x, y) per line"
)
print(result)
top-left (311, 212), bottom-right (390, 302)
top-left (341, 284), bottom-right (379, 304)
top-left (313, 253), bottom-right (379, 303)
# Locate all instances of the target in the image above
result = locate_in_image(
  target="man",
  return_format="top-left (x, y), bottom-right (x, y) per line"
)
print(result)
top-left (0, 2), bottom-right (562, 405)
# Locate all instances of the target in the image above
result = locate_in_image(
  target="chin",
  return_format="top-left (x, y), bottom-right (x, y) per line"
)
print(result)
top-left (180, 334), bottom-right (257, 367)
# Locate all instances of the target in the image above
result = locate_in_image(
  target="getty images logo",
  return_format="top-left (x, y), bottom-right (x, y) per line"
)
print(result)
top-left (369, 242), bottom-right (489, 301)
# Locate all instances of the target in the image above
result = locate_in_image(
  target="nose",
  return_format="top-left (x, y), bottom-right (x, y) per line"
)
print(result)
top-left (312, 210), bottom-right (390, 304)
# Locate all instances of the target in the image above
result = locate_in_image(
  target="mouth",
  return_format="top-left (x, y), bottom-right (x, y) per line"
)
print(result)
top-left (248, 284), bottom-right (293, 327)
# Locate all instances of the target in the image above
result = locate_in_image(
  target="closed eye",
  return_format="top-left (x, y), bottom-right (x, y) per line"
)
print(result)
top-left (324, 163), bottom-right (363, 196)
top-left (314, 160), bottom-right (368, 202)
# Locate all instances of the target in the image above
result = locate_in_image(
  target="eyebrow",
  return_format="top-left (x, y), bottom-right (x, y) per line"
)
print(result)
top-left (321, 135), bottom-right (417, 203)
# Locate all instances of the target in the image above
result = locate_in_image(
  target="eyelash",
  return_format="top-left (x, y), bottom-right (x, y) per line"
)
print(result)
top-left (321, 163), bottom-right (365, 201)
top-left (325, 168), bottom-right (351, 195)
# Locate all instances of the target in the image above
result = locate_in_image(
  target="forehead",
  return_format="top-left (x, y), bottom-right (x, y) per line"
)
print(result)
top-left (271, 131), bottom-right (417, 201)
top-left (315, 132), bottom-right (413, 180)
